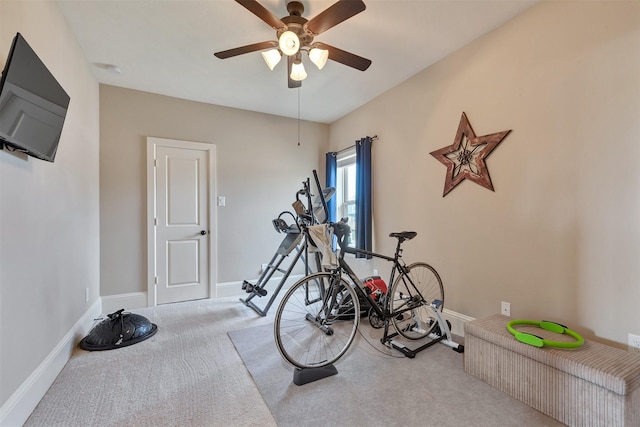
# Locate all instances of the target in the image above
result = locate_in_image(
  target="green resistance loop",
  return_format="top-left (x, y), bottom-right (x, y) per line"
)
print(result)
top-left (506, 319), bottom-right (584, 349)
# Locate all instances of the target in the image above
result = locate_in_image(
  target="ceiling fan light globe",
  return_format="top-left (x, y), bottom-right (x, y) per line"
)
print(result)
top-left (290, 61), bottom-right (307, 81)
top-left (261, 49), bottom-right (281, 70)
top-left (309, 48), bottom-right (329, 70)
top-left (279, 31), bottom-right (300, 56)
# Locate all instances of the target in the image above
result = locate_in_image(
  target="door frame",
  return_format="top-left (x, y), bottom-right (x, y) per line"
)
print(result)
top-left (146, 137), bottom-right (217, 307)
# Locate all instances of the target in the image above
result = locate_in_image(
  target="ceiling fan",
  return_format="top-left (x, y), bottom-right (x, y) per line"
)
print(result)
top-left (214, 0), bottom-right (372, 88)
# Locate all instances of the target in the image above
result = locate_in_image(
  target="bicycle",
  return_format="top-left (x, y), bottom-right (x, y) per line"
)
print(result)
top-left (274, 220), bottom-right (463, 370)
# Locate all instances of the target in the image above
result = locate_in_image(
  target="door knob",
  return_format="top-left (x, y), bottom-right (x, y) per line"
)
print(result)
top-left (200, 230), bottom-right (207, 235)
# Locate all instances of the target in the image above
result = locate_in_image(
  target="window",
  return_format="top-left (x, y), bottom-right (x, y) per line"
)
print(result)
top-left (336, 148), bottom-right (357, 247)
top-left (327, 137), bottom-right (372, 256)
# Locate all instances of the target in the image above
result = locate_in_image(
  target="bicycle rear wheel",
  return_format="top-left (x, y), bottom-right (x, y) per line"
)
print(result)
top-left (390, 262), bottom-right (444, 340)
top-left (274, 272), bottom-right (360, 369)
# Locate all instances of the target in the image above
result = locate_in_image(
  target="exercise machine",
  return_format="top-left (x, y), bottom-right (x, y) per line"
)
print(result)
top-left (240, 170), bottom-right (334, 316)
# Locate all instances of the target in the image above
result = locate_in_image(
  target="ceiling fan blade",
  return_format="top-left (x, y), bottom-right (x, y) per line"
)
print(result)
top-left (236, 0), bottom-right (286, 30)
top-left (315, 42), bottom-right (371, 71)
top-left (214, 41), bottom-right (277, 59)
top-left (306, 0), bottom-right (366, 36)
top-left (288, 56), bottom-right (302, 88)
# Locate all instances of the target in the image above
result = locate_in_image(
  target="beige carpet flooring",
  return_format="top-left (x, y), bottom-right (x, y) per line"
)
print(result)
top-left (229, 322), bottom-right (563, 427)
top-left (25, 297), bottom-right (277, 427)
top-left (24, 297), bottom-right (563, 426)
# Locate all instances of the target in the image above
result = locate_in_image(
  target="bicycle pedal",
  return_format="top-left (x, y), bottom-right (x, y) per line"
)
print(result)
top-left (255, 288), bottom-right (267, 297)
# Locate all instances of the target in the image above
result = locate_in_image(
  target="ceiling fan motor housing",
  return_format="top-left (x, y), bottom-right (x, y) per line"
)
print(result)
top-left (278, 2), bottom-right (314, 50)
top-left (287, 1), bottom-right (304, 16)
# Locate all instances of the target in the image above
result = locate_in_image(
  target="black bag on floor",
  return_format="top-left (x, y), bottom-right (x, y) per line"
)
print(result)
top-left (79, 309), bottom-right (157, 351)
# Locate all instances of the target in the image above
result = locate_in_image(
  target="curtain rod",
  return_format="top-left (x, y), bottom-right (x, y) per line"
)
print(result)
top-left (334, 135), bottom-right (378, 155)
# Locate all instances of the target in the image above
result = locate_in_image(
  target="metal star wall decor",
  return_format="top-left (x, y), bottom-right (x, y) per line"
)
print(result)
top-left (430, 112), bottom-right (511, 197)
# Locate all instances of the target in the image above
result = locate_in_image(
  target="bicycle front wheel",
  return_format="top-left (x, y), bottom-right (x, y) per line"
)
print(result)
top-left (274, 272), bottom-right (360, 369)
top-left (390, 262), bottom-right (444, 340)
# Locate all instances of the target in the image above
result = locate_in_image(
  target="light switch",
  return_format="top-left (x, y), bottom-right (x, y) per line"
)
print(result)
top-left (217, 196), bottom-right (225, 207)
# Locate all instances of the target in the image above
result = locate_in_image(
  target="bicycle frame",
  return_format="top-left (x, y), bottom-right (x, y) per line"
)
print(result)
top-left (338, 247), bottom-right (397, 318)
top-left (331, 241), bottom-right (429, 345)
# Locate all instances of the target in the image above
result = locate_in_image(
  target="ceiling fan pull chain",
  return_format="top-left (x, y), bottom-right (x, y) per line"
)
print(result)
top-left (297, 87), bottom-right (301, 146)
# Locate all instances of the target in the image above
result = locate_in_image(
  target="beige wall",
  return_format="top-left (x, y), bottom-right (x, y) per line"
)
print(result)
top-left (0, 0), bottom-right (100, 411)
top-left (1, 0), bottom-right (637, 421)
top-left (99, 85), bottom-right (329, 297)
top-left (330, 0), bottom-right (640, 348)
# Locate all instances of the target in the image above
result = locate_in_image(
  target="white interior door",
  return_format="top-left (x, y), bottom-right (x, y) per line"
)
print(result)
top-left (147, 137), bottom-right (216, 305)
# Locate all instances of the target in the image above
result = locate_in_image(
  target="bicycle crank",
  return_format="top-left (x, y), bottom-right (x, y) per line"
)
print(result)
top-left (368, 307), bottom-right (384, 329)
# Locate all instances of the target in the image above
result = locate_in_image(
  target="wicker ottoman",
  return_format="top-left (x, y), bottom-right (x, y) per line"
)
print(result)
top-left (464, 314), bottom-right (640, 426)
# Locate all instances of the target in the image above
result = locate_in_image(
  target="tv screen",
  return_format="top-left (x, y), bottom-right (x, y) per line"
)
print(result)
top-left (0, 32), bottom-right (70, 162)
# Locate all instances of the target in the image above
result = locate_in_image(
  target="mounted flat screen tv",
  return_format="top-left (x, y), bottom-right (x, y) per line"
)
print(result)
top-left (0, 32), bottom-right (70, 162)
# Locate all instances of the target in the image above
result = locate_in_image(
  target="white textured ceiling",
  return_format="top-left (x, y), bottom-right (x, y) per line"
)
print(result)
top-left (56, 0), bottom-right (537, 124)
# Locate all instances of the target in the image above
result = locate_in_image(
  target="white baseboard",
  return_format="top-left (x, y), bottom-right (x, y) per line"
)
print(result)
top-left (100, 277), bottom-right (304, 309)
top-left (215, 280), bottom-right (247, 298)
top-left (101, 292), bottom-right (148, 314)
top-left (443, 308), bottom-right (475, 337)
top-left (0, 299), bottom-right (102, 427)
top-left (216, 274), bottom-right (303, 299)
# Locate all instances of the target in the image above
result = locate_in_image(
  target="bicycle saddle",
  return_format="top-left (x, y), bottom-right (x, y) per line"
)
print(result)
top-left (389, 231), bottom-right (417, 241)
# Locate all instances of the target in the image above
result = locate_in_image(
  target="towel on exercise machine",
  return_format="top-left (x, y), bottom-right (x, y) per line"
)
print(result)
top-left (308, 224), bottom-right (338, 269)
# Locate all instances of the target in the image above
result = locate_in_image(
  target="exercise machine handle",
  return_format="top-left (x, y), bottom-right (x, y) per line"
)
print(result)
top-left (313, 169), bottom-right (330, 224)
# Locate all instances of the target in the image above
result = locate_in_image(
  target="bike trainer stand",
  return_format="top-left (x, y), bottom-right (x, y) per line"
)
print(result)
top-left (293, 364), bottom-right (338, 386)
top-left (388, 330), bottom-right (464, 358)
top-left (385, 302), bottom-right (465, 358)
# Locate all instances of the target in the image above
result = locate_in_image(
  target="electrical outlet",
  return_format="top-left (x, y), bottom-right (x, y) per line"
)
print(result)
top-left (501, 301), bottom-right (511, 317)
top-left (628, 333), bottom-right (640, 353)
top-left (373, 269), bottom-right (379, 276)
